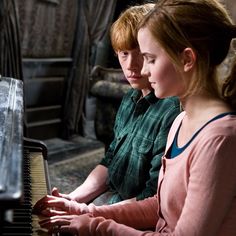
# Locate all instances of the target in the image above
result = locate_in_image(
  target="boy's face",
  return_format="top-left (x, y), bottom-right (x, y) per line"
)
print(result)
top-left (117, 48), bottom-right (152, 91)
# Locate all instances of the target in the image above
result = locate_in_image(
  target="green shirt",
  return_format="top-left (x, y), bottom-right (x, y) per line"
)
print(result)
top-left (100, 89), bottom-right (180, 204)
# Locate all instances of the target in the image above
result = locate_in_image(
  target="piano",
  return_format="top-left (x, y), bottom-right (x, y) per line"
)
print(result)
top-left (0, 76), bottom-right (51, 235)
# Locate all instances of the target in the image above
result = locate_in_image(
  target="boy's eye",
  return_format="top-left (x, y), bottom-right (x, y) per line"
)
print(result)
top-left (120, 51), bottom-right (128, 57)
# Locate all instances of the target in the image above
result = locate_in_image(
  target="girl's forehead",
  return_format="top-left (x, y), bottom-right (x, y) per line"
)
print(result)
top-left (138, 29), bottom-right (161, 51)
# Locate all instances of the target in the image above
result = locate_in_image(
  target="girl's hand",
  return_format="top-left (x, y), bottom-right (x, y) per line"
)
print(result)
top-left (33, 195), bottom-right (82, 216)
top-left (39, 214), bottom-right (102, 236)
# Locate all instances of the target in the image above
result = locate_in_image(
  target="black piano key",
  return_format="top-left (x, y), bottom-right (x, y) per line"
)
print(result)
top-left (0, 151), bottom-right (33, 236)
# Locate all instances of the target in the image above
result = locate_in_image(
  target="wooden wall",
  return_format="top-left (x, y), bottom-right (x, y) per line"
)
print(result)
top-left (16, 0), bottom-right (77, 139)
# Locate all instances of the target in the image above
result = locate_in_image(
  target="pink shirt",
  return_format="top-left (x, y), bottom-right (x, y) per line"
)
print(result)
top-left (80, 112), bottom-right (236, 235)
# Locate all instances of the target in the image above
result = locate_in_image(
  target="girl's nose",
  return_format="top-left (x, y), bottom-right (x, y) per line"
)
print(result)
top-left (141, 63), bottom-right (150, 77)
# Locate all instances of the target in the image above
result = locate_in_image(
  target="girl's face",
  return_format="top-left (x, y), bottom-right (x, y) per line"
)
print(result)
top-left (137, 27), bottom-right (185, 99)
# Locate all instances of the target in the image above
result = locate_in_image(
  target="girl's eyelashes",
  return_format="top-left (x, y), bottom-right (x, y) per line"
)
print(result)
top-left (148, 59), bottom-right (155, 64)
top-left (143, 54), bottom-right (156, 64)
top-left (144, 56), bottom-right (155, 64)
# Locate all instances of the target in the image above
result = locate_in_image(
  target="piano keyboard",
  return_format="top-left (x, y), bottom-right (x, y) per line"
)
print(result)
top-left (0, 151), bottom-right (50, 236)
top-left (31, 152), bottom-right (50, 236)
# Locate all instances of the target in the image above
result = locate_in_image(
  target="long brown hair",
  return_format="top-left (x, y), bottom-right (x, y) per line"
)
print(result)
top-left (139, 0), bottom-right (236, 107)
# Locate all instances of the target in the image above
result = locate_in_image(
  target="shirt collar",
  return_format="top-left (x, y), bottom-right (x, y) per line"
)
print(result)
top-left (131, 89), bottom-right (159, 105)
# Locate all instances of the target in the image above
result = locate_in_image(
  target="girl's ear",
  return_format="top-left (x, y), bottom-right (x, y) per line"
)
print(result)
top-left (180, 48), bottom-right (196, 72)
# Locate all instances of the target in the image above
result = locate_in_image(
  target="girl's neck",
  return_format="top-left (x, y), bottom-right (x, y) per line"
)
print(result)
top-left (177, 94), bottom-right (232, 147)
top-left (180, 93), bottom-right (232, 121)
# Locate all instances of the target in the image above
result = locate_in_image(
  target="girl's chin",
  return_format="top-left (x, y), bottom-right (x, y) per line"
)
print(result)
top-left (154, 91), bottom-right (168, 99)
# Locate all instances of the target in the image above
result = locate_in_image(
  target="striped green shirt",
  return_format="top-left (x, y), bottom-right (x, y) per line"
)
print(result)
top-left (100, 89), bottom-right (180, 204)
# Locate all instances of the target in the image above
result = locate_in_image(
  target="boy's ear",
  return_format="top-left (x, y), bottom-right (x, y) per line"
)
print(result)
top-left (180, 48), bottom-right (196, 72)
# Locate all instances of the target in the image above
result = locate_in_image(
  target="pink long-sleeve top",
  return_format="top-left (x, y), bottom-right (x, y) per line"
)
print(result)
top-left (79, 111), bottom-right (236, 235)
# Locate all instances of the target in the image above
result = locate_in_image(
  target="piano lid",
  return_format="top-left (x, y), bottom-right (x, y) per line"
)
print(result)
top-left (0, 77), bottom-right (23, 206)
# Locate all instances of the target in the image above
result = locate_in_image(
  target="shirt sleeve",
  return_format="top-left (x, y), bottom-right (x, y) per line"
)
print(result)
top-left (88, 195), bottom-right (159, 230)
top-left (136, 103), bottom-right (180, 200)
top-left (99, 90), bottom-right (132, 167)
top-left (77, 216), bottom-right (158, 236)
